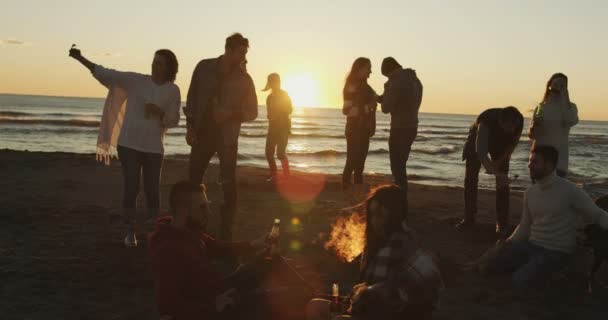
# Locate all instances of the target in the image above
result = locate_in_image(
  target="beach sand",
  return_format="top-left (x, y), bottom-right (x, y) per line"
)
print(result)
top-left (1, 149), bottom-right (606, 319)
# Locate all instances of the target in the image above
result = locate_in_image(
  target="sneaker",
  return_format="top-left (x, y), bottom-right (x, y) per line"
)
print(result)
top-left (124, 232), bottom-right (138, 248)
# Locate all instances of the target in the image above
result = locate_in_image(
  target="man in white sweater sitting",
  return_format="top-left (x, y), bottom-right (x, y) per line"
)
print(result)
top-left (486, 145), bottom-right (608, 288)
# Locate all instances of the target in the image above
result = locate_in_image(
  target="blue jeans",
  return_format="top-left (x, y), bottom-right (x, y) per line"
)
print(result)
top-left (117, 145), bottom-right (163, 210)
top-left (487, 241), bottom-right (571, 288)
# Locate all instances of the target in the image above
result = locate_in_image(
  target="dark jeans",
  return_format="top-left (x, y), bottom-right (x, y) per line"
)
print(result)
top-left (265, 123), bottom-right (289, 176)
top-left (116, 145), bottom-right (163, 212)
top-left (463, 152), bottom-right (510, 229)
top-left (189, 120), bottom-right (240, 240)
top-left (343, 129), bottom-right (370, 185)
top-left (486, 241), bottom-right (571, 288)
top-left (388, 127), bottom-right (418, 214)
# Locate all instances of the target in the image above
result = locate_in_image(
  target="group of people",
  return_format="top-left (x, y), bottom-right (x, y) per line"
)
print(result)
top-left (68, 32), bottom-right (608, 319)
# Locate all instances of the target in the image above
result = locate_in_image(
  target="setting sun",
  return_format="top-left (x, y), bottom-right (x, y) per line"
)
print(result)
top-left (282, 73), bottom-right (320, 108)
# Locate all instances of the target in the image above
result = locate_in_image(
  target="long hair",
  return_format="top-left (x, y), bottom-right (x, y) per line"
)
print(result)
top-left (344, 57), bottom-right (371, 93)
top-left (155, 49), bottom-right (178, 82)
top-left (541, 73), bottom-right (568, 103)
top-left (363, 185), bottom-right (406, 257)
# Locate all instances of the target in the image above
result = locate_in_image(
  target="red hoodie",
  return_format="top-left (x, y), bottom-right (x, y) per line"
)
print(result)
top-left (148, 216), bottom-right (253, 319)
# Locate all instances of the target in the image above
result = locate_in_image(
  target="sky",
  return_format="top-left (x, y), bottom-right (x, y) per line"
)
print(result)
top-left (1, 0), bottom-right (607, 120)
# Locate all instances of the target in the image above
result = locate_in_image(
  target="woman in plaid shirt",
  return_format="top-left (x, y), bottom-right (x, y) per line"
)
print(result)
top-left (307, 185), bottom-right (444, 320)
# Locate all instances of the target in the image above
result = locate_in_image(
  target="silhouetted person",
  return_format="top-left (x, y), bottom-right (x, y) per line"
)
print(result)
top-left (380, 57), bottom-right (423, 214)
top-left (528, 73), bottom-right (578, 178)
top-left (262, 73), bottom-right (293, 181)
top-left (342, 57), bottom-right (377, 189)
top-left (148, 181), bottom-right (270, 319)
top-left (457, 106), bottom-right (523, 237)
top-left (306, 185), bottom-right (443, 320)
top-left (184, 33), bottom-right (258, 240)
top-left (69, 46), bottom-right (181, 247)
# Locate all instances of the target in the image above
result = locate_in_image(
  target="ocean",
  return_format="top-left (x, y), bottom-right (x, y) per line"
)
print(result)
top-left (1, 94), bottom-right (607, 196)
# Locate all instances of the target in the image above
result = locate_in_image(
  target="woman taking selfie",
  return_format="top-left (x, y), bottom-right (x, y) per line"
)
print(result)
top-left (69, 45), bottom-right (181, 247)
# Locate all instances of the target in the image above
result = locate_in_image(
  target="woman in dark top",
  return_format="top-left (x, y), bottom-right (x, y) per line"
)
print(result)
top-left (263, 73), bottom-right (293, 181)
top-left (342, 58), bottom-right (377, 189)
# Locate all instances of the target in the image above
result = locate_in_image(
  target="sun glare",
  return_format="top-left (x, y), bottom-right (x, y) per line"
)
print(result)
top-left (282, 73), bottom-right (319, 108)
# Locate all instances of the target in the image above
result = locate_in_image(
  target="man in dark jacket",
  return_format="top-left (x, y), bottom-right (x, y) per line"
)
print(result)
top-left (380, 57), bottom-right (423, 215)
top-left (457, 106), bottom-right (523, 237)
top-left (184, 33), bottom-right (258, 240)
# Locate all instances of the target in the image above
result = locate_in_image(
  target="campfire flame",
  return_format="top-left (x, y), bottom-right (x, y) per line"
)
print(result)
top-left (324, 213), bottom-right (366, 263)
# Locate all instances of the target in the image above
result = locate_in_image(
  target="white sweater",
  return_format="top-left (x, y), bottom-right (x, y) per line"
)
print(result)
top-left (531, 100), bottom-right (578, 173)
top-left (510, 172), bottom-right (608, 253)
top-left (93, 65), bottom-right (181, 154)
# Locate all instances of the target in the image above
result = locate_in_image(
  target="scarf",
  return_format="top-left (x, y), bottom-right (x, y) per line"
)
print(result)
top-left (93, 72), bottom-right (127, 165)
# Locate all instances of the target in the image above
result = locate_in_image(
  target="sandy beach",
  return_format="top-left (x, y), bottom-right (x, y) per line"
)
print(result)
top-left (1, 149), bottom-right (606, 320)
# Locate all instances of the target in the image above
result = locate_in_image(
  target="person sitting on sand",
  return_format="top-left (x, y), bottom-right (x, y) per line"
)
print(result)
top-left (148, 180), bottom-right (283, 319)
top-left (482, 145), bottom-right (608, 289)
top-left (262, 73), bottom-right (293, 182)
top-left (342, 57), bottom-right (377, 190)
top-left (306, 185), bottom-right (443, 320)
top-left (457, 106), bottom-right (523, 237)
top-left (69, 46), bottom-right (181, 248)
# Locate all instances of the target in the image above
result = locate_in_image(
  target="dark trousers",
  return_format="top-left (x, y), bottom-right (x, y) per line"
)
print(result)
top-left (486, 241), bottom-right (571, 288)
top-left (388, 127), bottom-right (418, 213)
top-left (343, 130), bottom-right (370, 185)
top-left (189, 121), bottom-right (240, 240)
top-left (463, 152), bottom-right (510, 229)
top-left (117, 145), bottom-right (163, 213)
top-left (265, 123), bottom-right (290, 176)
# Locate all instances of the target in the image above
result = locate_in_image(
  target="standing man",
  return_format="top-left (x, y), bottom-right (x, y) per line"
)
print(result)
top-left (457, 106), bottom-right (523, 237)
top-left (380, 57), bottom-right (423, 214)
top-left (184, 33), bottom-right (258, 240)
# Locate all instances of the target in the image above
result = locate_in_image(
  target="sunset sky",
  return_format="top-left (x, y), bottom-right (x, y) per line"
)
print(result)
top-left (1, 0), bottom-right (607, 119)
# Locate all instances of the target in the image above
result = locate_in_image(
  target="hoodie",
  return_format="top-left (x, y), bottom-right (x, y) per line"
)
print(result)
top-left (148, 216), bottom-right (252, 319)
top-left (381, 68), bottom-right (423, 129)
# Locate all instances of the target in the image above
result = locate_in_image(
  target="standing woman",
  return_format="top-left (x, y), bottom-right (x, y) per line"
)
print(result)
top-left (342, 57), bottom-right (377, 189)
top-left (263, 73), bottom-right (293, 181)
top-left (528, 73), bottom-right (578, 178)
top-left (69, 46), bottom-right (181, 247)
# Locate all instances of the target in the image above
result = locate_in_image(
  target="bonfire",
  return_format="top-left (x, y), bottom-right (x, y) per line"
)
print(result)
top-left (324, 213), bottom-right (366, 263)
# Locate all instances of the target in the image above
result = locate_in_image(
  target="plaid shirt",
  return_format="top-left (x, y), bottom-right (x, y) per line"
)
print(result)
top-left (360, 222), bottom-right (444, 309)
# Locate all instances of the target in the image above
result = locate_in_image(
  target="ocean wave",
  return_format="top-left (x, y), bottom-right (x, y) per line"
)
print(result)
top-left (0, 118), bottom-right (100, 127)
top-left (0, 111), bottom-right (93, 118)
top-left (413, 145), bottom-right (459, 155)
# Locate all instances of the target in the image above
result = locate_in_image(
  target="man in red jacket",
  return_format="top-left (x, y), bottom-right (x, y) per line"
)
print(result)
top-left (148, 181), bottom-right (269, 319)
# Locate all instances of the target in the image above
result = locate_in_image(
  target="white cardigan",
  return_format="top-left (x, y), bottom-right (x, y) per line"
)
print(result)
top-left (93, 65), bottom-right (181, 157)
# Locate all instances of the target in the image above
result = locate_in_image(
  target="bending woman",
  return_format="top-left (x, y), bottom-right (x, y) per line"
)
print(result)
top-left (342, 57), bottom-right (377, 189)
top-left (528, 73), bottom-right (578, 178)
top-left (69, 46), bottom-right (181, 247)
